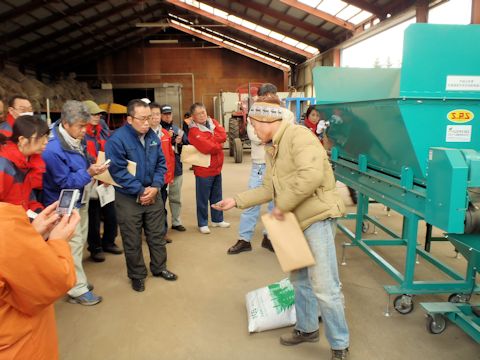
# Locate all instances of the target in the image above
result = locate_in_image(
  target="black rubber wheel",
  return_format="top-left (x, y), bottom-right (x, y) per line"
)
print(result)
top-left (393, 295), bottom-right (414, 315)
top-left (426, 314), bottom-right (446, 334)
top-left (448, 293), bottom-right (470, 303)
top-left (229, 117), bottom-right (240, 157)
top-left (233, 138), bottom-right (243, 163)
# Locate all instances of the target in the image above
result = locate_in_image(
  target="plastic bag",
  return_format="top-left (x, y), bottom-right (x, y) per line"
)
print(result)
top-left (246, 278), bottom-right (296, 333)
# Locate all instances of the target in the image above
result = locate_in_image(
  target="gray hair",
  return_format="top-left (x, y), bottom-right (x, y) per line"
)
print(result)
top-left (189, 102), bottom-right (205, 115)
top-left (258, 83), bottom-right (277, 96)
top-left (61, 100), bottom-right (90, 125)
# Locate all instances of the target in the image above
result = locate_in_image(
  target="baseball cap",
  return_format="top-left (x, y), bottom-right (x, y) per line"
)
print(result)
top-left (161, 105), bottom-right (172, 114)
top-left (83, 100), bottom-right (105, 115)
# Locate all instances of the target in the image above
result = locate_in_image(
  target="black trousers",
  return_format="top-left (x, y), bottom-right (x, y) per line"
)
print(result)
top-left (160, 184), bottom-right (168, 236)
top-left (115, 192), bottom-right (167, 280)
top-left (87, 199), bottom-right (118, 254)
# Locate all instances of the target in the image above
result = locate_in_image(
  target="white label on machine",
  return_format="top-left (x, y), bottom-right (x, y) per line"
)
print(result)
top-left (446, 125), bottom-right (472, 142)
top-left (446, 76), bottom-right (480, 91)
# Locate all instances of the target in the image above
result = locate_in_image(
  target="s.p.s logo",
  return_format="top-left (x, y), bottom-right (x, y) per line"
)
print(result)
top-left (447, 109), bottom-right (474, 123)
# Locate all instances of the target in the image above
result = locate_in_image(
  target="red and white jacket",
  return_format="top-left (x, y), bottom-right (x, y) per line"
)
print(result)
top-left (158, 128), bottom-right (175, 185)
top-left (188, 118), bottom-right (226, 178)
top-left (0, 142), bottom-right (44, 212)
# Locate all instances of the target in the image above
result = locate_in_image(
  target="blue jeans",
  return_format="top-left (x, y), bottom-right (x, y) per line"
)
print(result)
top-left (290, 219), bottom-right (349, 350)
top-left (238, 163), bottom-right (273, 241)
top-left (195, 174), bottom-right (223, 227)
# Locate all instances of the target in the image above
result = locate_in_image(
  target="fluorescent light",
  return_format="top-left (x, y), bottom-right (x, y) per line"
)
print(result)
top-left (149, 39), bottom-right (179, 44)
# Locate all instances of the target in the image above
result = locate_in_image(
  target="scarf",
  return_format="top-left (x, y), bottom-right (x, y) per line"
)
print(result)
top-left (58, 123), bottom-right (82, 153)
top-left (304, 118), bottom-right (318, 134)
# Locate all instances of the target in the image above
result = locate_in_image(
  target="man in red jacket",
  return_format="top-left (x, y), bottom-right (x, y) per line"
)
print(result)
top-left (188, 103), bottom-right (229, 234)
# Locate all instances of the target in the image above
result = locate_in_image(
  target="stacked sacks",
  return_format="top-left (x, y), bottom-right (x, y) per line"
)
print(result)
top-left (0, 68), bottom-right (93, 111)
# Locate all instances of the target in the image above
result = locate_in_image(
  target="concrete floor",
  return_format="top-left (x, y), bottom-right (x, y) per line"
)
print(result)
top-left (56, 152), bottom-right (479, 360)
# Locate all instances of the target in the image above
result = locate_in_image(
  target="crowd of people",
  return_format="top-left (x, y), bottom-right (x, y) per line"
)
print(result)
top-left (0, 83), bottom-right (349, 360)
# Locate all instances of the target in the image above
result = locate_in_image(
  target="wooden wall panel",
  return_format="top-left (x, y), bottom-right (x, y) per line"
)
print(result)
top-left (97, 46), bottom-right (286, 117)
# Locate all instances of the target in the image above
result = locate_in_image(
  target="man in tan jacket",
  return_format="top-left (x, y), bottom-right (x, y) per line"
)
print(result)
top-left (213, 101), bottom-right (350, 360)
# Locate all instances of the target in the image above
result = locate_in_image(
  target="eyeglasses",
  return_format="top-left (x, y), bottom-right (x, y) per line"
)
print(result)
top-left (132, 115), bottom-right (152, 122)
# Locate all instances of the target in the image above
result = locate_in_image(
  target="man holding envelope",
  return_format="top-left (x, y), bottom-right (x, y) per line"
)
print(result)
top-left (212, 101), bottom-right (350, 360)
top-left (188, 102), bottom-right (229, 234)
top-left (105, 99), bottom-right (177, 293)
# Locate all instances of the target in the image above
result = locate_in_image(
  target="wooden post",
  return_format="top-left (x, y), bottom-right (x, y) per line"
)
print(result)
top-left (333, 48), bottom-right (341, 67)
top-left (416, 0), bottom-right (429, 23)
top-left (472, 0), bottom-right (480, 24)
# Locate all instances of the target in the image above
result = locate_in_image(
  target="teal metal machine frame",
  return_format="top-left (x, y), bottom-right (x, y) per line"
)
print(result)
top-left (331, 148), bottom-right (480, 300)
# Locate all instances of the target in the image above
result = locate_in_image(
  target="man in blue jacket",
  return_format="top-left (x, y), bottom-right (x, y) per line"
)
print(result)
top-left (106, 99), bottom-right (177, 292)
top-left (43, 100), bottom-right (109, 306)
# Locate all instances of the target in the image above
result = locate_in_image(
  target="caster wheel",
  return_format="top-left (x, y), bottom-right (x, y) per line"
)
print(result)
top-left (362, 221), bottom-right (370, 233)
top-left (393, 294), bottom-right (414, 315)
top-left (426, 314), bottom-right (446, 334)
top-left (448, 293), bottom-right (470, 303)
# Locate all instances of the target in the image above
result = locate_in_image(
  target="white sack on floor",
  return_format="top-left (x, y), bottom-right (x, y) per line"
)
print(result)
top-left (246, 278), bottom-right (296, 333)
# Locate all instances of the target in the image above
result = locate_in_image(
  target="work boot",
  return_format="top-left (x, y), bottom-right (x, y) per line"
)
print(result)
top-left (331, 348), bottom-right (349, 360)
top-left (227, 240), bottom-right (252, 255)
top-left (131, 279), bottom-right (145, 292)
top-left (279, 329), bottom-right (319, 346)
top-left (261, 235), bottom-right (275, 252)
top-left (90, 251), bottom-right (105, 262)
top-left (103, 244), bottom-right (123, 254)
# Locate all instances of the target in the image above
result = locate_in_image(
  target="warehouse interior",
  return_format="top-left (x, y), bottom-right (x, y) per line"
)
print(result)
top-left (0, 0), bottom-right (479, 359)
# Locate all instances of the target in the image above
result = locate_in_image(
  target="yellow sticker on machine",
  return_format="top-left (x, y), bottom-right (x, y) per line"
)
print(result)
top-left (447, 109), bottom-right (474, 123)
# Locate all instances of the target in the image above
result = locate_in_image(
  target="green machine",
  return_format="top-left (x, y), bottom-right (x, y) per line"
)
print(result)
top-left (313, 24), bottom-right (480, 342)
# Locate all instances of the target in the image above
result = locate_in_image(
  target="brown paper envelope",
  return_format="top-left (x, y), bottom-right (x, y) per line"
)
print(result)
top-left (261, 212), bottom-right (316, 272)
top-left (94, 151), bottom-right (137, 188)
top-left (180, 145), bottom-right (211, 167)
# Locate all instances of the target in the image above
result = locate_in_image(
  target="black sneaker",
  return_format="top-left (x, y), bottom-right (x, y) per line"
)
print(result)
top-left (131, 278), bottom-right (145, 292)
top-left (331, 348), bottom-right (349, 360)
top-left (227, 240), bottom-right (252, 255)
top-left (261, 235), bottom-right (275, 253)
top-left (280, 329), bottom-right (319, 346)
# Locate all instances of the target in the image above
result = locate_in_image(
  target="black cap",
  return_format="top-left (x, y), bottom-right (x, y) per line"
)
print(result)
top-left (160, 105), bottom-right (172, 114)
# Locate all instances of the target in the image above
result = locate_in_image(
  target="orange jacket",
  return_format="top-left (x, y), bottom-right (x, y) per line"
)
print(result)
top-left (0, 203), bottom-right (76, 360)
top-left (160, 128), bottom-right (175, 185)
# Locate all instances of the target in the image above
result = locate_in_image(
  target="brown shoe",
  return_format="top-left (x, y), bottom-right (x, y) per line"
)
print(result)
top-left (331, 348), bottom-right (349, 360)
top-left (280, 329), bottom-right (319, 346)
top-left (261, 235), bottom-right (275, 252)
top-left (227, 240), bottom-right (252, 255)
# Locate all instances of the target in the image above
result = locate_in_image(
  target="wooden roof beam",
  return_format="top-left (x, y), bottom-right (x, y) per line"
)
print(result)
top-left (342, 1), bottom-right (385, 18)
top-left (17, 2), bottom-right (169, 63)
top-left (11, 2), bottom-right (137, 54)
top-left (0, 0), bottom-right (49, 24)
top-left (279, 0), bottom-right (355, 31)
top-left (169, 22), bottom-right (290, 72)
top-left (233, 0), bottom-right (337, 42)
top-left (178, 21), bottom-right (302, 64)
top-left (166, 0), bottom-right (314, 58)
top-left (3, 1), bottom-right (109, 43)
